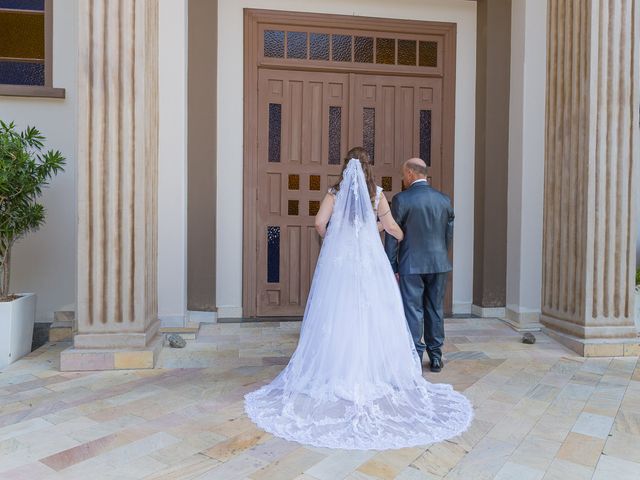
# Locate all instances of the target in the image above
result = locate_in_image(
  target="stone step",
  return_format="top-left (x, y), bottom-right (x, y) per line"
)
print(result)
top-left (49, 311), bottom-right (75, 342)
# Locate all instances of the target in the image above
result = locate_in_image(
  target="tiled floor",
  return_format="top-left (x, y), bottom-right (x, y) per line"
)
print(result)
top-left (0, 318), bottom-right (639, 479)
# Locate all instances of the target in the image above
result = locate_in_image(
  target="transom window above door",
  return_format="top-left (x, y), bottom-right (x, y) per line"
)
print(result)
top-left (260, 26), bottom-right (443, 73)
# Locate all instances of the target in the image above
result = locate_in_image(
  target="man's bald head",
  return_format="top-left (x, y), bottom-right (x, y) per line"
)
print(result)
top-left (403, 158), bottom-right (428, 177)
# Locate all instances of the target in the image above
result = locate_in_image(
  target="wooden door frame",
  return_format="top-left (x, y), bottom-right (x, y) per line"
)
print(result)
top-left (243, 8), bottom-right (457, 317)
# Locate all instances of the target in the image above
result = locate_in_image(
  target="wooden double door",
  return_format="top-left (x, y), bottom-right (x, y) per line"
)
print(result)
top-left (255, 68), bottom-right (446, 316)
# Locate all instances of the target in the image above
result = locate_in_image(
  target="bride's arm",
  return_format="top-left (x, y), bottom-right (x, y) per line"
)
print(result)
top-left (377, 195), bottom-right (404, 241)
top-left (314, 193), bottom-right (335, 237)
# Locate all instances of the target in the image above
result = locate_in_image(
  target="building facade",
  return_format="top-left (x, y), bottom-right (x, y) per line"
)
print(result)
top-left (0, 0), bottom-right (638, 369)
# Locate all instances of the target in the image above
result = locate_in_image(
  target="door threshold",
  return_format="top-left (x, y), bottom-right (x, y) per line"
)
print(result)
top-left (217, 316), bottom-right (302, 324)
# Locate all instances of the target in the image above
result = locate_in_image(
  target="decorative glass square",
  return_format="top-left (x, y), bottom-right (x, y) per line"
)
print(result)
top-left (420, 110), bottom-right (432, 166)
top-left (332, 34), bottom-right (352, 62)
top-left (328, 106), bottom-right (342, 165)
top-left (288, 200), bottom-right (299, 216)
top-left (363, 107), bottom-right (375, 163)
top-left (268, 103), bottom-right (282, 163)
top-left (419, 41), bottom-right (438, 67)
top-left (287, 31), bottom-right (307, 59)
top-left (0, 0), bottom-right (44, 9)
top-left (309, 201), bottom-right (320, 216)
top-left (267, 226), bottom-right (280, 283)
top-left (288, 174), bottom-right (300, 190)
top-left (0, 9), bottom-right (45, 61)
top-left (309, 175), bottom-right (321, 191)
top-left (0, 61), bottom-right (44, 86)
top-left (382, 176), bottom-right (393, 192)
top-left (398, 39), bottom-right (417, 66)
top-left (354, 36), bottom-right (373, 63)
top-left (376, 38), bottom-right (395, 65)
top-left (264, 30), bottom-right (285, 58)
top-left (310, 32), bottom-right (329, 60)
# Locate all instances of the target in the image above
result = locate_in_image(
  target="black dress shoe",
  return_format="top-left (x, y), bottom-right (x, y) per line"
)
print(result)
top-left (430, 357), bottom-right (443, 373)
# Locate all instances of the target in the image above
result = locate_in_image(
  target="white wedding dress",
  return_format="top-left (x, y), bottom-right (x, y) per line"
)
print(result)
top-left (244, 159), bottom-right (473, 450)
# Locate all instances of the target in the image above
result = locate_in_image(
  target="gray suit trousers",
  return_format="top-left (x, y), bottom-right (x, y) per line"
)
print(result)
top-left (399, 272), bottom-right (448, 362)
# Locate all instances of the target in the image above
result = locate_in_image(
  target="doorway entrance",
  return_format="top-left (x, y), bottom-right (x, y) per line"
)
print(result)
top-left (244, 10), bottom-right (456, 317)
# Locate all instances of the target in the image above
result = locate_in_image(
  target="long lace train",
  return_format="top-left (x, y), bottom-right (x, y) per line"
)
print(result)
top-left (244, 160), bottom-right (473, 450)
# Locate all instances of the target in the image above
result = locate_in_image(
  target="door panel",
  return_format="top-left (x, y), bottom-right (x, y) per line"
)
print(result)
top-left (256, 69), bottom-right (451, 316)
top-left (257, 69), bottom-right (349, 316)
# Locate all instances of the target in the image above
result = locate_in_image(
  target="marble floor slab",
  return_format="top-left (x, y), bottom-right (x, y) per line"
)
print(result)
top-left (0, 317), bottom-right (638, 479)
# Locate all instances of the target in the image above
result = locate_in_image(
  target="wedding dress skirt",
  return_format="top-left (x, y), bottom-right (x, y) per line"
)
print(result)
top-left (244, 161), bottom-right (473, 450)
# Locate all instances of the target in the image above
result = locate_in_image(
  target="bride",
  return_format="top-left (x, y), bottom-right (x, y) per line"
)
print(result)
top-left (245, 147), bottom-right (473, 450)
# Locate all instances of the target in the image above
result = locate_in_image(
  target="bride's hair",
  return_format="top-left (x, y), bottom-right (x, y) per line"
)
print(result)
top-left (331, 147), bottom-right (377, 205)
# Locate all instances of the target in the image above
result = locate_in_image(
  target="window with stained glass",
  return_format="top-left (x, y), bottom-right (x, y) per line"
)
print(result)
top-left (0, 0), bottom-right (47, 87)
top-left (261, 28), bottom-right (440, 71)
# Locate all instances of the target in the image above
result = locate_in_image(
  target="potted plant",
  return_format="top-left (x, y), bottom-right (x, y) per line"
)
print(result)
top-left (0, 121), bottom-right (65, 369)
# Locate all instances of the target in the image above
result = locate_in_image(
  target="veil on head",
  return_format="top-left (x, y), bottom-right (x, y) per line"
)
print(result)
top-left (328, 158), bottom-right (377, 239)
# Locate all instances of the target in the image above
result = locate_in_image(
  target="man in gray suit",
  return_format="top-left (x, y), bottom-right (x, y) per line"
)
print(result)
top-left (384, 158), bottom-right (454, 372)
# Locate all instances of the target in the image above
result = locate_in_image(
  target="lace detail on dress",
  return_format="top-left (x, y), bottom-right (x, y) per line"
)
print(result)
top-left (245, 160), bottom-right (474, 450)
top-left (374, 185), bottom-right (384, 213)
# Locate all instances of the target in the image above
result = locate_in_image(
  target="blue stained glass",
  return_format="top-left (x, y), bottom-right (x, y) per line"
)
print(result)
top-left (310, 33), bottom-right (329, 60)
top-left (0, 61), bottom-right (44, 85)
top-left (268, 103), bottom-right (282, 163)
top-left (420, 110), bottom-right (432, 166)
top-left (287, 31), bottom-right (307, 59)
top-left (264, 30), bottom-right (284, 58)
top-left (328, 106), bottom-right (341, 165)
top-left (363, 107), bottom-right (375, 163)
top-left (0, 0), bottom-right (44, 10)
top-left (267, 226), bottom-right (280, 283)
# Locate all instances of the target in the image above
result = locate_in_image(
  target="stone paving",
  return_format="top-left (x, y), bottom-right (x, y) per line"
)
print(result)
top-left (0, 318), bottom-right (639, 479)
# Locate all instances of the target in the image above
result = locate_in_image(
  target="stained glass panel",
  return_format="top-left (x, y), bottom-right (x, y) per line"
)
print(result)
top-left (363, 107), bottom-right (375, 163)
top-left (419, 41), bottom-right (438, 67)
top-left (328, 106), bottom-right (342, 165)
top-left (288, 200), bottom-right (299, 216)
top-left (382, 176), bottom-right (393, 192)
top-left (0, 61), bottom-right (44, 85)
top-left (376, 38), bottom-right (395, 65)
top-left (309, 201), bottom-right (320, 216)
top-left (354, 36), bottom-right (373, 63)
top-left (264, 30), bottom-right (285, 58)
top-left (310, 32), bottom-right (329, 60)
top-left (309, 175), bottom-right (321, 191)
top-left (0, 10), bottom-right (45, 60)
top-left (288, 174), bottom-right (299, 190)
top-left (332, 34), bottom-right (352, 62)
top-left (0, 0), bottom-right (44, 9)
top-left (287, 31), bottom-right (307, 59)
top-left (398, 39), bottom-right (417, 66)
top-left (267, 226), bottom-right (280, 283)
top-left (420, 110), bottom-right (432, 166)
top-left (268, 103), bottom-right (282, 163)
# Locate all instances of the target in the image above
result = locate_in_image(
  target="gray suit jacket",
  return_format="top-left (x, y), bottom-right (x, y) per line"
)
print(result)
top-left (384, 181), bottom-right (454, 274)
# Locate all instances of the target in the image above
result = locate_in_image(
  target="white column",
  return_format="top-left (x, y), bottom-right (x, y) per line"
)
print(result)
top-left (505, 0), bottom-right (547, 329)
top-left (61, 0), bottom-right (161, 370)
top-left (158, 0), bottom-right (187, 327)
top-left (541, 0), bottom-right (640, 356)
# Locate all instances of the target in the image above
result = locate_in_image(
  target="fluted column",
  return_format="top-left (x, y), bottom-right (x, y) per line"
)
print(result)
top-left (541, 0), bottom-right (640, 356)
top-left (61, 0), bottom-right (161, 370)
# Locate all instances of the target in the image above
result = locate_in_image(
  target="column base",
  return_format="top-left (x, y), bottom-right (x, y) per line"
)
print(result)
top-left (60, 334), bottom-right (163, 371)
top-left (502, 307), bottom-right (543, 332)
top-left (543, 327), bottom-right (640, 357)
top-left (471, 304), bottom-right (506, 318)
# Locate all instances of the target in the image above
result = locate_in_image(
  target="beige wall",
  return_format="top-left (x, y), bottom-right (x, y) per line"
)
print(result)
top-left (0, 0), bottom-right (77, 323)
top-left (217, 0), bottom-right (478, 316)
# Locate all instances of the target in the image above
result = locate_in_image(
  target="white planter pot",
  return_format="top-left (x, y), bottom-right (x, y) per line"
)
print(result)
top-left (0, 293), bottom-right (36, 370)
top-left (635, 287), bottom-right (640, 331)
